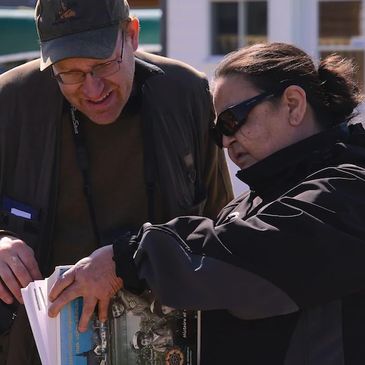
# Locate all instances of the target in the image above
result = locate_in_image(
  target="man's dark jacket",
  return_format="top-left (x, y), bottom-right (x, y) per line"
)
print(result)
top-left (0, 52), bottom-right (232, 332)
top-left (115, 123), bottom-right (365, 365)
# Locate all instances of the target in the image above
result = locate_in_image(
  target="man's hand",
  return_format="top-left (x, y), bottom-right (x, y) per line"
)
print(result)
top-left (0, 235), bottom-right (43, 304)
top-left (48, 245), bottom-right (123, 332)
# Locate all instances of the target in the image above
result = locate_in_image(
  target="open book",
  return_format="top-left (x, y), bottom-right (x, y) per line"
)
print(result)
top-left (21, 266), bottom-right (201, 365)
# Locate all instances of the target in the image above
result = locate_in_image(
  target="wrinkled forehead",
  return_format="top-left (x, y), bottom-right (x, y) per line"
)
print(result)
top-left (213, 75), bottom-right (258, 114)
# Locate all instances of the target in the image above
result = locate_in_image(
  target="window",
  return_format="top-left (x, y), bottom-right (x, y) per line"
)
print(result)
top-left (318, 0), bottom-right (364, 88)
top-left (211, 1), bottom-right (268, 55)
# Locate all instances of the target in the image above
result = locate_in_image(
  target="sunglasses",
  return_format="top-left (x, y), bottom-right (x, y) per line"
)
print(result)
top-left (211, 90), bottom-right (278, 148)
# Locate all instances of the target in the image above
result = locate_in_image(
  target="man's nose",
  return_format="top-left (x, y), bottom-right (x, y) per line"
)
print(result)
top-left (81, 73), bottom-right (104, 98)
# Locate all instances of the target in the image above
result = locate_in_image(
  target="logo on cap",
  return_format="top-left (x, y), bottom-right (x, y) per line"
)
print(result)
top-left (56, 0), bottom-right (77, 21)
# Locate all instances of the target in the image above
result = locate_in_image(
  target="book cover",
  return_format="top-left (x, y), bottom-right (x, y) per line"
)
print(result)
top-left (22, 266), bottom-right (200, 365)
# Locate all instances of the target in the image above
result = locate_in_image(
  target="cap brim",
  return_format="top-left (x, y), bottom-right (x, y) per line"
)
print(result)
top-left (39, 24), bottom-right (119, 71)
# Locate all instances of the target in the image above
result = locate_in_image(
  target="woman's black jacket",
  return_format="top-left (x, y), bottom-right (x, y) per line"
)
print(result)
top-left (115, 123), bottom-right (365, 365)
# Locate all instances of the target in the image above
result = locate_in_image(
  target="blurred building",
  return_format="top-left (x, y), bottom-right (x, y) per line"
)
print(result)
top-left (165, 0), bottom-right (364, 85)
top-left (0, 0), bottom-right (162, 72)
top-left (163, 0), bottom-right (365, 195)
top-left (5, 1), bottom-right (362, 85)
top-left (0, 0), bottom-right (159, 6)
top-left (0, 0), bottom-right (35, 5)
top-left (130, 0), bottom-right (159, 6)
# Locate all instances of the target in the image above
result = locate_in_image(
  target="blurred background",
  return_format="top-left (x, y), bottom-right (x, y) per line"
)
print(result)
top-left (0, 0), bottom-right (162, 72)
top-left (0, 0), bottom-right (364, 195)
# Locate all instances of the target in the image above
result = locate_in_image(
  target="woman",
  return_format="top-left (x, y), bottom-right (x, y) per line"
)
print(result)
top-left (49, 43), bottom-right (365, 364)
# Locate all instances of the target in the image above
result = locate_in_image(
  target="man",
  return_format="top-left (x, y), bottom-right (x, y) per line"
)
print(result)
top-left (0, 0), bottom-right (233, 363)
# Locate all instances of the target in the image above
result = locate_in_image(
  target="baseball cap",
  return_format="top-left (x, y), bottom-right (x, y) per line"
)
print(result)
top-left (35, 0), bottom-right (130, 71)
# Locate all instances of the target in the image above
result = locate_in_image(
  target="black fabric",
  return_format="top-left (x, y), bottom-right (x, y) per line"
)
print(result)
top-left (342, 292), bottom-right (365, 365)
top-left (120, 123), bottom-right (365, 364)
top-left (202, 310), bottom-right (298, 365)
top-left (112, 234), bottom-right (146, 294)
top-left (236, 123), bottom-right (350, 199)
top-left (68, 105), bottom-right (101, 244)
top-left (0, 302), bottom-right (17, 334)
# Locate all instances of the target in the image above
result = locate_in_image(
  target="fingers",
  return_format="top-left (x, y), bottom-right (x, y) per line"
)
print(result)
top-left (49, 269), bottom-right (75, 302)
top-left (78, 297), bottom-right (98, 332)
top-left (97, 298), bottom-right (110, 323)
top-left (7, 255), bottom-right (34, 287)
top-left (0, 252), bottom-right (37, 303)
top-left (0, 237), bottom-right (42, 303)
top-left (48, 271), bottom-right (78, 317)
top-left (18, 250), bottom-right (42, 281)
top-left (0, 260), bottom-right (25, 303)
top-left (48, 286), bottom-right (80, 318)
top-left (0, 275), bottom-right (15, 304)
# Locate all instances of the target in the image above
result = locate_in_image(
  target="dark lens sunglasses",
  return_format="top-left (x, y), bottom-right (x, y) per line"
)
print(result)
top-left (210, 90), bottom-right (278, 148)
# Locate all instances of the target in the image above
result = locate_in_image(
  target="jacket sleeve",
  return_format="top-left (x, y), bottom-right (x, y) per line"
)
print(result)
top-left (115, 164), bottom-right (365, 320)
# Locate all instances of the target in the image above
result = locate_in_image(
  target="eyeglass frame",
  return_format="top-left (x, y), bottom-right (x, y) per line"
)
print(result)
top-left (52, 30), bottom-right (125, 85)
top-left (211, 86), bottom-right (287, 148)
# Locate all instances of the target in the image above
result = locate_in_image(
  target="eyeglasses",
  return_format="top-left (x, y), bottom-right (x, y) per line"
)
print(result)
top-left (53, 32), bottom-right (125, 85)
top-left (210, 90), bottom-right (277, 148)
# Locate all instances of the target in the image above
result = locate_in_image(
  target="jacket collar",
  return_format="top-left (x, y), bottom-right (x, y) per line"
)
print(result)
top-left (122, 57), bottom-right (164, 116)
top-left (236, 123), bottom-right (358, 198)
top-left (134, 56), bottom-right (164, 85)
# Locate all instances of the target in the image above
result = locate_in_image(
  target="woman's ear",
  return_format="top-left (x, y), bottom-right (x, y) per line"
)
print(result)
top-left (282, 85), bottom-right (307, 126)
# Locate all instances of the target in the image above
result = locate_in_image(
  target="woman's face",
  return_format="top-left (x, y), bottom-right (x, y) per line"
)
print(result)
top-left (213, 75), bottom-right (293, 170)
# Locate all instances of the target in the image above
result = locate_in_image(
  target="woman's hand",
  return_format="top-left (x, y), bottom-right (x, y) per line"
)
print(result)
top-left (48, 245), bottom-right (123, 332)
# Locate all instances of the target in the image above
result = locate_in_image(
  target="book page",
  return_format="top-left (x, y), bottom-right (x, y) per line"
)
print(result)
top-left (21, 282), bottom-right (49, 365)
top-left (46, 266), bottom-right (71, 365)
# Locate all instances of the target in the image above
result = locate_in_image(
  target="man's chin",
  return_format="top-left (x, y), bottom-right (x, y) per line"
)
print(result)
top-left (89, 118), bottom-right (118, 125)
top-left (83, 103), bottom-right (125, 125)
top-left (84, 111), bottom-right (120, 125)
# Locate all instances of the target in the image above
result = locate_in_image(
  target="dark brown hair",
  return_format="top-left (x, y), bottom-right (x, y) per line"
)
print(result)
top-left (214, 42), bottom-right (363, 127)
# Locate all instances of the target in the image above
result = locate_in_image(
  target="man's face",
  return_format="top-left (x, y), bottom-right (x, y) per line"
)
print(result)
top-left (52, 19), bottom-right (139, 125)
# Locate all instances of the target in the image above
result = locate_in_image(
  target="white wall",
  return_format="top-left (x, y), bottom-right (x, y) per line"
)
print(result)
top-left (166, 0), bottom-right (320, 81)
top-left (166, 0), bottom-right (209, 67)
top-left (166, 0), bottom-right (221, 79)
top-left (268, 0), bottom-right (317, 52)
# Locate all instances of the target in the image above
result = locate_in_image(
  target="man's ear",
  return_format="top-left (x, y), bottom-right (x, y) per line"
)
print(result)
top-left (282, 85), bottom-right (307, 126)
top-left (126, 17), bottom-right (140, 51)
